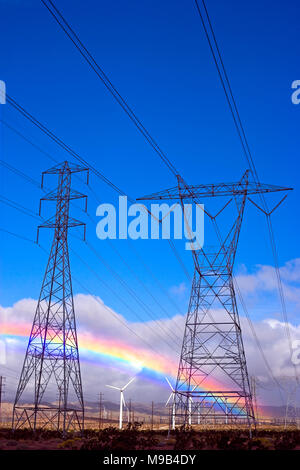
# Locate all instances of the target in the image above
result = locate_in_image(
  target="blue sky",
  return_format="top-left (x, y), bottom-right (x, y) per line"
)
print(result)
top-left (0, 0), bottom-right (299, 324)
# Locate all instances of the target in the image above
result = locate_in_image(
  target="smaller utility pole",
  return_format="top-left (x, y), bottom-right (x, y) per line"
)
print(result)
top-left (98, 392), bottom-right (103, 431)
top-left (167, 403), bottom-right (171, 438)
top-left (151, 401), bottom-right (154, 431)
top-left (56, 390), bottom-right (62, 430)
top-left (128, 399), bottom-right (132, 424)
top-left (250, 376), bottom-right (259, 424)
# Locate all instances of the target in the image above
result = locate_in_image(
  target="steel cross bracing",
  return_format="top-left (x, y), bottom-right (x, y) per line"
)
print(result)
top-left (12, 161), bottom-right (88, 433)
top-left (139, 170), bottom-right (291, 428)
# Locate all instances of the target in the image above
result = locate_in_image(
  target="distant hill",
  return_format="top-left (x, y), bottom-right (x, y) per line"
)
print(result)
top-left (1, 401), bottom-right (298, 421)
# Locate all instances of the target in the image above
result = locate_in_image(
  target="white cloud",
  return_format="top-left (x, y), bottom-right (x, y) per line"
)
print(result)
top-left (1, 258), bottom-right (300, 407)
top-left (235, 259), bottom-right (300, 317)
top-left (236, 258), bottom-right (300, 295)
top-left (169, 282), bottom-right (188, 297)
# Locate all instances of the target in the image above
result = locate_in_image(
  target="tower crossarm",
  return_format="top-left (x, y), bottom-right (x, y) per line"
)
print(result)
top-left (41, 160), bottom-right (89, 178)
top-left (40, 188), bottom-right (87, 202)
top-left (38, 216), bottom-right (86, 230)
top-left (138, 180), bottom-right (292, 202)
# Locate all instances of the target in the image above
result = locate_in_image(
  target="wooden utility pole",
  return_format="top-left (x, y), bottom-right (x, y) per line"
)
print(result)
top-left (151, 401), bottom-right (154, 430)
top-left (250, 376), bottom-right (259, 423)
top-left (98, 392), bottom-right (103, 430)
top-left (128, 399), bottom-right (132, 423)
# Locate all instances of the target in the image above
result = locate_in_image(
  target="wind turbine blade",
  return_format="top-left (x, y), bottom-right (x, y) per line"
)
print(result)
top-left (165, 393), bottom-right (173, 406)
top-left (105, 385), bottom-right (120, 391)
top-left (123, 377), bottom-right (135, 391)
top-left (165, 377), bottom-right (174, 392)
top-left (122, 394), bottom-right (126, 407)
top-left (192, 384), bottom-right (197, 391)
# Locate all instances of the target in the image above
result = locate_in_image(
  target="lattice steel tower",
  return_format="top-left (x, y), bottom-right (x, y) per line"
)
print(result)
top-left (140, 171), bottom-right (291, 429)
top-left (13, 161), bottom-right (88, 433)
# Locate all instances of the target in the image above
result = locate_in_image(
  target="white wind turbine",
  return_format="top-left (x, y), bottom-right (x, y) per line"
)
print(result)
top-left (106, 377), bottom-right (135, 429)
top-left (165, 378), bottom-right (197, 428)
top-left (165, 377), bottom-right (176, 430)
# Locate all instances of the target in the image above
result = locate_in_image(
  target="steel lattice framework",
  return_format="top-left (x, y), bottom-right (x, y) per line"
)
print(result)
top-left (139, 170), bottom-right (291, 429)
top-left (12, 161), bottom-right (88, 433)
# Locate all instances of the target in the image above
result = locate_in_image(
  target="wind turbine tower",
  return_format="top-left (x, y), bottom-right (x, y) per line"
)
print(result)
top-left (106, 377), bottom-right (135, 429)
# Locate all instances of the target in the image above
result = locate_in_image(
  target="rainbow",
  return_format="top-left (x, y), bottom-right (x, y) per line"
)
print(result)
top-left (1, 322), bottom-right (267, 415)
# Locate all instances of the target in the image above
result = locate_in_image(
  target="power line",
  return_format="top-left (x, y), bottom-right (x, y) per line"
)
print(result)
top-left (72, 273), bottom-right (179, 366)
top-left (3, 101), bottom-right (190, 280)
top-left (71, 243), bottom-right (181, 355)
top-left (0, 194), bottom-right (40, 220)
top-left (85, 240), bottom-right (182, 349)
top-left (38, 0), bottom-right (295, 392)
top-left (1, 135), bottom-right (283, 403)
top-left (0, 227), bottom-right (36, 245)
top-left (194, 0), bottom-right (298, 383)
top-left (194, 0), bottom-right (255, 174)
top-left (210, 202), bottom-right (285, 405)
top-left (6, 1), bottom-right (287, 396)
top-left (0, 168), bottom-right (184, 350)
top-left (2, 61), bottom-right (288, 400)
top-left (1, 118), bottom-right (123, 207)
top-left (5, 94), bottom-right (127, 197)
top-left (0, 196), bottom-right (182, 354)
top-left (1, 116), bottom-right (190, 294)
top-left (40, 0), bottom-right (295, 385)
top-left (0, 156), bottom-right (42, 188)
top-left (35, 0), bottom-right (194, 281)
top-left (233, 277), bottom-right (285, 404)
top-left (126, 239), bottom-right (188, 317)
top-left (106, 237), bottom-right (184, 334)
top-left (1, 147), bottom-right (188, 327)
top-left (0, 119), bottom-right (58, 166)
top-left (6, 194), bottom-right (275, 383)
top-left (0, 120), bottom-right (104, 203)
top-left (83, 210), bottom-right (185, 334)
top-left (40, 0), bottom-right (179, 178)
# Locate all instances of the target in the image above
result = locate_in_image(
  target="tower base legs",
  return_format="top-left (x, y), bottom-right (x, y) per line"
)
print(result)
top-left (12, 406), bottom-right (84, 434)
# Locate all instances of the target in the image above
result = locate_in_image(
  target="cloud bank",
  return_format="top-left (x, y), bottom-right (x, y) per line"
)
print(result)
top-left (1, 258), bottom-right (299, 406)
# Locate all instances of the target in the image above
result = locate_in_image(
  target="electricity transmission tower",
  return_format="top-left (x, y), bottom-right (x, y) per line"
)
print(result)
top-left (280, 377), bottom-right (300, 428)
top-left (140, 170), bottom-right (291, 429)
top-left (285, 385), bottom-right (299, 428)
top-left (12, 161), bottom-right (88, 433)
